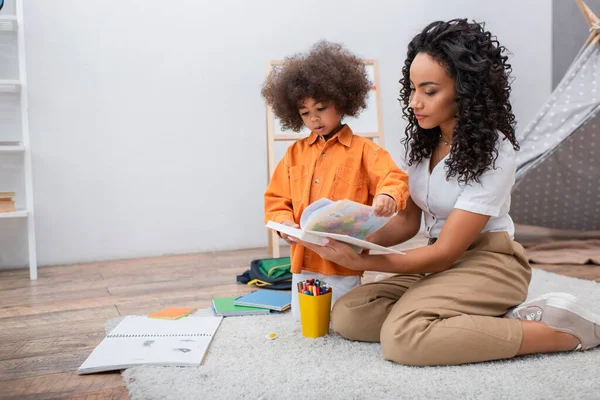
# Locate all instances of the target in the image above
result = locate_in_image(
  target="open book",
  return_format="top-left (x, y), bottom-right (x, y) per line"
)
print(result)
top-left (77, 315), bottom-right (222, 374)
top-left (266, 198), bottom-right (405, 254)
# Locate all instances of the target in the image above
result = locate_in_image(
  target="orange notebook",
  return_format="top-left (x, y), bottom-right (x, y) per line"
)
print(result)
top-left (148, 307), bottom-right (196, 320)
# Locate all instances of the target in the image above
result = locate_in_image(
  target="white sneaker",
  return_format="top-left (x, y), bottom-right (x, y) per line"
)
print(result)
top-left (508, 292), bottom-right (600, 351)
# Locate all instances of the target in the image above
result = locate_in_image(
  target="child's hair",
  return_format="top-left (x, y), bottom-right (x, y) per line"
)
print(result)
top-left (261, 40), bottom-right (371, 132)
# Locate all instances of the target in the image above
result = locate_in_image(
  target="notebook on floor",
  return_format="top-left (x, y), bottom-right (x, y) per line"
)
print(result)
top-left (233, 290), bottom-right (291, 312)
top-left (148, 307), bottom-right (196, 320)
top-left (77, 315), bottom-right (222, 374)
top-left (212, 297), bottom-right (271, 316)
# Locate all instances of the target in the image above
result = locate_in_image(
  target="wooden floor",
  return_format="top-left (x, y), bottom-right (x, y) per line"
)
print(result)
top-left (0, 238), bottom-right (599, 400)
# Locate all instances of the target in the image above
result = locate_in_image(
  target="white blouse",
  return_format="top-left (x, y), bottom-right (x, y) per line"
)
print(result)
top-left (398, 137), bottom-right (516, 239)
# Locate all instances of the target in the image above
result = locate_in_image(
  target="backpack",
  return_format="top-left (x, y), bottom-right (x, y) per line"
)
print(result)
top-left (236, 256), bottom-right (292, 290)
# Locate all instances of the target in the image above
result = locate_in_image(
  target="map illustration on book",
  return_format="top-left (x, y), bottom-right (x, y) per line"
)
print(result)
top-left (300, 198), bottom-right (390, 239)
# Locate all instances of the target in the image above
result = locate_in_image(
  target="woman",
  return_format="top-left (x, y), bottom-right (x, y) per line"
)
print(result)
top-left (291, 19), bottom-right (600, 366)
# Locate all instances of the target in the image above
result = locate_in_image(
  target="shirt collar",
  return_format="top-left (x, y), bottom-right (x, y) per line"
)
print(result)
top-left (307, 124), bottom-right (353, 147)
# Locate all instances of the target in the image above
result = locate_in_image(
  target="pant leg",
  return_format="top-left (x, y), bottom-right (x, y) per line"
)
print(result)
top-left (324, 274), bottom-right (362, 305)
top-left (292, 272), bottom-right (362, 321)
top-left (331, 274), bottom-right (425, 341)
top-left (380, 232), bottom-right (532, 366)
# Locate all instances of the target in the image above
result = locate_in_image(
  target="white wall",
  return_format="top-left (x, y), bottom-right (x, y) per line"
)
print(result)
top-left (2, 0), bottom-right (551, 267)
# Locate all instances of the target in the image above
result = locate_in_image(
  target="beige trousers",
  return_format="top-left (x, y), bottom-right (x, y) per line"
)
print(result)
top-left (331, 232), bottom-right (532, 366)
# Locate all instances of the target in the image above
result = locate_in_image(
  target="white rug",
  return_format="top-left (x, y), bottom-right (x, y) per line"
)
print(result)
top-left (112, 269), bottom-right (600, 400)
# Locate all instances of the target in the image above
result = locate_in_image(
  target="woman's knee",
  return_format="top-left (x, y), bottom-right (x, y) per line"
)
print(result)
top-left (331, 297), bottom-right (354, 339)
top-left (380, 316), bottom-right (437, 366)
top-left (331, 294), bottom-right (363, 340)
top-left (330, 286), bottom-right (383, 341)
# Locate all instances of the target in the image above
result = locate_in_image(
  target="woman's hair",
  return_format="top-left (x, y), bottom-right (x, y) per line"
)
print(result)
top-left (261, 40), bottom-right (371, 132)
top-left (399, 19), bottom-right (519, 184)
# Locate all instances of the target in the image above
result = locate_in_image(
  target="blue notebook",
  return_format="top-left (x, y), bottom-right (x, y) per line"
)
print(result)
top-left (233, 290), bottom-right (291, 312)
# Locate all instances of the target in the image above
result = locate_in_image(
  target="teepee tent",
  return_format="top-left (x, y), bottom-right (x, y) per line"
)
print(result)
top-left (511, 0), bottom-right (600, 230)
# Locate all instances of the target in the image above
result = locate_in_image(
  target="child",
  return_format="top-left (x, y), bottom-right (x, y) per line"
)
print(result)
top-left (261, 41), bottom-right (409, 320)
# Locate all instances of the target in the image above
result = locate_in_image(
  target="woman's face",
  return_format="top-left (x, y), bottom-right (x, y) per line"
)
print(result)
top-left (409, 52), bottom-right (456, 131)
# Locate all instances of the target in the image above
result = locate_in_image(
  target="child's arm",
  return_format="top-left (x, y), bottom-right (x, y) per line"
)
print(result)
top-left (264, 151), bottom-right (295, 225)
top-left (365, 197), bottom-right (423, 246)
top-left (365, 147), bottom-right (410, 215)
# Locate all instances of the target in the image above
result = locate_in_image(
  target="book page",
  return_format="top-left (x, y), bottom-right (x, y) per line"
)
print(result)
top-left (78, 315), bottom-right (223, 374)
top-left (310, 231), bottom-right (405, 254)
top-left (299, 198), bottom-right (336, 229)
top-left (78, 335), bottom-right (214, 374)
top-left (304, 199), bottom-right (390, 239)
top-left (265, 221), bottom-right (404, 254)
top-left (109, 316), bottom-right (222, 337)
top-left (266, 221), bottom-right (326, 246)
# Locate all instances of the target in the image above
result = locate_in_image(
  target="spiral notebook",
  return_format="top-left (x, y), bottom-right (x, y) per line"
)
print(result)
top-left (77, 315), bottom-right (223, 374)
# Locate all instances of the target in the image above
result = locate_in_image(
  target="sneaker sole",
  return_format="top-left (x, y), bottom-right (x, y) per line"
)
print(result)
top-left (546, 296), bottom-right (600, 326)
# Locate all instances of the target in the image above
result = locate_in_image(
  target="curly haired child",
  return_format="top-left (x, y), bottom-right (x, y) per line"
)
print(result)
top-left (261, 40), bottom-right (409, 320)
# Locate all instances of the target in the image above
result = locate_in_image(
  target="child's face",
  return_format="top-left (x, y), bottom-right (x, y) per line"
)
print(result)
top-left (298, 98), bottom-right (342, 135)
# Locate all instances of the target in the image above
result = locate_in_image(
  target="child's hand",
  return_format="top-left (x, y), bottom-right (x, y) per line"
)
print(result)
top-left (280, 220), bottom-right (300, 244)
top-left (373, 194), bottom-right (397, 217)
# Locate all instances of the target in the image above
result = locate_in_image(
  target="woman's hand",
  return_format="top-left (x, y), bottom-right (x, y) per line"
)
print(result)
top-left (288, 237), bottom-right (364, 271)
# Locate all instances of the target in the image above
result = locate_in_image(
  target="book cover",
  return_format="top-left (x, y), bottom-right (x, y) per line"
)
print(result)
top-left (233, 290), bottom-right (291, 312)
top-left (212, 297), bottom-right (271, 316)
top-left (148, 307), bottom-right (196, 320)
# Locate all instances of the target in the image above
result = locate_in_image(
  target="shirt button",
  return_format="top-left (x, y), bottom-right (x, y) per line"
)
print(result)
top-left (315, 179), bottom-right (319, 184)
top-left (322, 153), bottom-right (326, 158)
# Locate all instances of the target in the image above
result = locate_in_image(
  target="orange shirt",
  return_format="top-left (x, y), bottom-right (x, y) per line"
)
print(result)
top-left (264, 125), bottom-right (409, 276)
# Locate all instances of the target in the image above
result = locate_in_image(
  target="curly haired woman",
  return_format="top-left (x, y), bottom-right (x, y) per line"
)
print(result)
top-left (262, 41), bottom-right (409, 320)
top-left (292, 20), bottom-right (600, 365)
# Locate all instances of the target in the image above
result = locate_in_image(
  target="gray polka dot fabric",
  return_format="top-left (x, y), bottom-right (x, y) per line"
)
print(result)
top-left (512, 42), bottom-right (600, 230)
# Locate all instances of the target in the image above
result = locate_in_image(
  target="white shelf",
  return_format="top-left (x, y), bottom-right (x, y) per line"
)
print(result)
top-left (1, 0), bottom-right (38, 280)
top-left (0, 16), bottom-right (18, 32)
top-left (0, 0), bottom-right (38, 280)
top-left (0, 79), bottom-right (21, 93)
top-left (0, 209), bottom-right (28, 218)
top-left (0, 145), bottom-right (25, 153)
